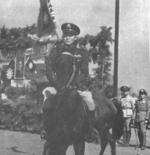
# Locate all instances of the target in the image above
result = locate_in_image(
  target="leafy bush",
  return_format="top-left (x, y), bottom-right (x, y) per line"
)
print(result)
top-left (0, 82), bottom-right (44, 133)
top-left (4, 83), bottom-right (37, 100)
top-left (0, 97), bottom-right (43, 133)
top-left (5, 86), bottom-right (25, 99)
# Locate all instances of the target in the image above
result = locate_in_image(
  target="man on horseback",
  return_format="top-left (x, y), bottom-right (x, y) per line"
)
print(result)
top-left (44, 23), bottom-right (88, 88)
top-left (43, 22), bottom-right (98, 141)
top-left (41, 22), bottom-right (123, 155)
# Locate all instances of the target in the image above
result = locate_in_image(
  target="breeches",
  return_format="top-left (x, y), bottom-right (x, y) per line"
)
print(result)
top-left (123, 117), bottom-right (131, 131)
top-left (137, 121), bottom-right (146, 133)
top-left (77, 90), bottom-right (95, 111)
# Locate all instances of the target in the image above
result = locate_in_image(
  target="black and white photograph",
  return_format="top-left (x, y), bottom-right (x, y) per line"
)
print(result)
top-left (0, 0), bottom-right (150, 155)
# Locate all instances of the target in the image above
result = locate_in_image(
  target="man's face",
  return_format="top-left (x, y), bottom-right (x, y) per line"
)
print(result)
top-left (140, 94), bottom-right (146, 99)
top-left (121, 91), bottom-right (129, 97)
top-left (63, 35), bottom-right (76, 45)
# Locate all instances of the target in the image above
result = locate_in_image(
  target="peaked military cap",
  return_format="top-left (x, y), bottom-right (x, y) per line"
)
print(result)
top-left (61, 23), bottom-right (80, 36)
top-left (120, 86), bottom-right (130, 92)
top-left (139, 89), bottom-right (147, 95)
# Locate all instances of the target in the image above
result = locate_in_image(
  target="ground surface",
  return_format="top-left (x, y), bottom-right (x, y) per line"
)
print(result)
top-left (0, 129), bottom-right (150, 155)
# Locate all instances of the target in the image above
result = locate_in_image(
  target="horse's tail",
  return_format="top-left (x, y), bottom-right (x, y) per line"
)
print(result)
top-left (112, 99), bottom-right (124, 140)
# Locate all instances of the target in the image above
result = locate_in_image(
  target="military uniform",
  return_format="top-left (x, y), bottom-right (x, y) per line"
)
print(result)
top-left (120, 86), bottom-right (135, 145)
top-left (44, 23), bottom-right (99, 140)
top-left (45, 23), bottom-right (89, 89)
top-left (42, 23), bottom-right (82, 137)
top-left (134, 89), bottom-right (149, 150)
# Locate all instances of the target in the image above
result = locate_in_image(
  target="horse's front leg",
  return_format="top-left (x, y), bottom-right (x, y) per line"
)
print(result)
top-left (42, 141), bottom-right (68, 155)
top-left (107, 131), bottom-right (116, 155)
top-left (99, 132), bottom-right (108, 155)
top-left (73, 141), bottom-right (85, 155)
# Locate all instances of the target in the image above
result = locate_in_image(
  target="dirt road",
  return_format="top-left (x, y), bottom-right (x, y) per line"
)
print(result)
top-left (0, 129), bottom-right (149, 155)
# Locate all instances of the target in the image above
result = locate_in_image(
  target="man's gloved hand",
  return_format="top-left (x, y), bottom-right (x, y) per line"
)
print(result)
top-left (130, 119), bottom-right (135, 125)
top-left (145, 119), bottom-right (148, 124)
top-left (40, 130), bottom-right (47, 140)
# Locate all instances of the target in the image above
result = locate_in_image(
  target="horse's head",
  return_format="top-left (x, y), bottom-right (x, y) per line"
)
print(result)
top-left (59, 88), bottom-right (83, 114)
top-left (54, 51), bottom-right (81, 90)
top-left (44, 88), bottom-right (87, 154)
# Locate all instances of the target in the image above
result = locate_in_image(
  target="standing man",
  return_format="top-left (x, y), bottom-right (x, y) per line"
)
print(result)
top-left (120, 86), bottom-right (135, 146)
top-left (134, 89), bottom-right (149, 150)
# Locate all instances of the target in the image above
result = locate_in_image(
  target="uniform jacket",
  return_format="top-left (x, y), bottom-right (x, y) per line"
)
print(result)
top-left (120, 95), bottom-right (135, 118)
top-left (45, 41), bottom-right (89, 89)
top-left (134, 97), bottom-right (149, 122)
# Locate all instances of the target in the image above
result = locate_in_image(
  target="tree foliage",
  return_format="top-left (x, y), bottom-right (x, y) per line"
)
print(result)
top-left (0, 25), bottom-right (113, 88)
top-left (0, 24), bottom-right (37, 51)
top-left (77, 26), bottom-right (113, 88)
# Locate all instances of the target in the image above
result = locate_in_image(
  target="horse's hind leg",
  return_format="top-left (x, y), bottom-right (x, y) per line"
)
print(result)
top-left (73, 141), bottom-right (85, 155)
top-left (99, 133), bottom-right (109, 155)
top-left (107, 132), bottom-right (116, 155)
top-left (110, 141), bottom-right (116, 155)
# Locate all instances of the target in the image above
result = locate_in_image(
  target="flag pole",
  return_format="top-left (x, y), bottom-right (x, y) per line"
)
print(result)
top-left (113, 0), bottom-right (120, 96)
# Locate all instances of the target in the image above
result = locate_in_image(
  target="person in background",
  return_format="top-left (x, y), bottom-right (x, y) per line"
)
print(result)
top-left (120, 86), bottom-right (135, 146)
top-left (133, 89), bottom-right (149, 150)
top-left (132, 92), bottom-right (138, 105)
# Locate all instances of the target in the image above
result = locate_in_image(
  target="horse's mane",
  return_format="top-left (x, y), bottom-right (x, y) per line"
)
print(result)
top-left (56, 88), bottom-right (85, 118)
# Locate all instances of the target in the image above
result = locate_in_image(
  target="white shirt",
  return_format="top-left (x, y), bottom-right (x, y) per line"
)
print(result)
top-left (88, 60), bottom-right (99, 79)
top-left (120, 95), bottom-right (135, 117)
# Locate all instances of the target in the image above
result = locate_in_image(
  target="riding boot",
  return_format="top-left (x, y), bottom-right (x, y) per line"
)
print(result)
top-left (141, 132), bottom-right (146, 150)
top-left (143, 133), bottom-right (146, 149)
top-left (126, 131), bottom-right (131, 146)
top-left (123, 130), bottom-right (127, 144)
top-left (138, 131), bottom-right (142, 148)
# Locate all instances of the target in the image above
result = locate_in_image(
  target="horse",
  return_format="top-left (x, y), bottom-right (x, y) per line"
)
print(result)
top-left (43, 46), bottom-right (123, 155)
